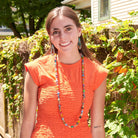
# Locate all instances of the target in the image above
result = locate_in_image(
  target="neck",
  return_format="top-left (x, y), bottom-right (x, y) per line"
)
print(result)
top-left (57, 51), bottom-right (81, 64)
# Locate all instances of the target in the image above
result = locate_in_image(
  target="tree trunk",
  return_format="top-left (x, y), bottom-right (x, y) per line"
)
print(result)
top-left (20, 9), bottom-right (29, 37)
top-left (8, 23), bottom-right (21, 38)
top-left (29, 15), bottom-right (35, 36)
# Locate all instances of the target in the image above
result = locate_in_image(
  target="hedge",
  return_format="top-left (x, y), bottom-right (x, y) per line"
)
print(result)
top-left (0, 17), bottom-right (138, 137)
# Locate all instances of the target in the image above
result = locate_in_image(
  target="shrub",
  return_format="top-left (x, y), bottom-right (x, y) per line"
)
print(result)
top-left (0, 17), bottom-right (138, 137)
top-left (81, 17), bottom-right (138, 137)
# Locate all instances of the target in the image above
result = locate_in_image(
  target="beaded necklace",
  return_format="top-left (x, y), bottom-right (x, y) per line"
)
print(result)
top-left (54, 54), bottom-right (85, 128)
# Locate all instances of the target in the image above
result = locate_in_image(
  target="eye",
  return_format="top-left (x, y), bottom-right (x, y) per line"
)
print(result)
top-left (65, 27), bottom-right (72, 32)
top-left (52, 31), bottom-right (60, 36)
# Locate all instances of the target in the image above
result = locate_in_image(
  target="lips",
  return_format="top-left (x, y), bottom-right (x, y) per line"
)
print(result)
top-left (60, 41), bottom-right (71, 47)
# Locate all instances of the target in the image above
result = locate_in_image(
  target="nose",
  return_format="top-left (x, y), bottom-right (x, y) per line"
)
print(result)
top-left (60, 31), bottom-right (66, 42)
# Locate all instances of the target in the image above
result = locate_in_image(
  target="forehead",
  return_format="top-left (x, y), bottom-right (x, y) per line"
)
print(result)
top-left (50, 15), bottom-right (76, 29)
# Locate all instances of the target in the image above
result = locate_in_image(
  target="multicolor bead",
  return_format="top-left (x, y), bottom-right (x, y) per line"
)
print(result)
top-left (54, 54), bottom-right (85, 128)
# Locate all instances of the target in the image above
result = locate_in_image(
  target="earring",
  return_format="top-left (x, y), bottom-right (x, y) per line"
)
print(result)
top-left (51, 44), bottom-right (55, 54)
top-left (78, 37), bottom-right (82, 50)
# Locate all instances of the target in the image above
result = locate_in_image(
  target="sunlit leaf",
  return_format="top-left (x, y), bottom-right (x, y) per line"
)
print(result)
top-left (112, 62), bottom-right (122, 67)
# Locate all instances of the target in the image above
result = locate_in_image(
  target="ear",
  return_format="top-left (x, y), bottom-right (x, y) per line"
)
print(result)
top-left (78, 27), bottom-right (82, 37)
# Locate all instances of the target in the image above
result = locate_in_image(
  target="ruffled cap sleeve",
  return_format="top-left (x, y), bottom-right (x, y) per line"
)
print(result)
top-left (24, 60), bottom-right (40, 86)
top-left (93, 62), bottom-right (108, 91)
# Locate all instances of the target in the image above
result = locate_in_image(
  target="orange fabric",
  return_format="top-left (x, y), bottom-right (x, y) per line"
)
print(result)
top-left (25, 55), bottom-right (108, 138)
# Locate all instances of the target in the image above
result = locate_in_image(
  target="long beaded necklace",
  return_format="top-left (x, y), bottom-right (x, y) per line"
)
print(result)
top-left (54, 54), bottom-right (85, 128)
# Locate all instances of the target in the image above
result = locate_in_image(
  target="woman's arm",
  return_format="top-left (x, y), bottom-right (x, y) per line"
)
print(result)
top-left (20, 72), bottom-right (38, 138)
top-left (91, 78), bottom-right (107, 138)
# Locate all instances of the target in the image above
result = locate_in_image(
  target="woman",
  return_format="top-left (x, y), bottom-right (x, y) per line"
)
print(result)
top-left (20, 6), bottom-right (108, 138)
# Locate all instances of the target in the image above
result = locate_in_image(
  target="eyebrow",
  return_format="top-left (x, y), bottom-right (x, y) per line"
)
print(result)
top-left (64, 25), bottom-right (73, 28)
top-left (52, 25), bottom-right (73, 30)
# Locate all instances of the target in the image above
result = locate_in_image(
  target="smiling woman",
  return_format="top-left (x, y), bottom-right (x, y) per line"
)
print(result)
top-left (20, 6), bottom-right (108, 138)
top-left (49, 15), bottom-right (81, 60)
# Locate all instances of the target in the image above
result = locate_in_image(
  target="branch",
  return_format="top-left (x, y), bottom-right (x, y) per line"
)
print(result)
top-left (35, 17), bottom-right (45, 31)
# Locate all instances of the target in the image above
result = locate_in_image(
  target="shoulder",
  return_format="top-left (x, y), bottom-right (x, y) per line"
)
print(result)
top-left (25, 54), bottom-right (54, 67)
top-left (24, 54), bottom-right (55, 86)
top-left (84, 57), bottom-right (108, 73)
top-left (24, 54), bottom-right (55, 74)
top-left (85, 58), bottom-right (108, 90)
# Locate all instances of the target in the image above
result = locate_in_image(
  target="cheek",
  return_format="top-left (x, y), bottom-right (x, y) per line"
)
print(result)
top-left (72, 30), bottom-right (80, 38)
top-left (70, 32), bottom-right (79, 42)
top-left (50, 36), bottom-right (58, 44)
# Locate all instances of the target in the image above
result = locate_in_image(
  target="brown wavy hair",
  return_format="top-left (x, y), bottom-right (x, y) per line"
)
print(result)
top-left (45, 6), bottom-right (94, 61)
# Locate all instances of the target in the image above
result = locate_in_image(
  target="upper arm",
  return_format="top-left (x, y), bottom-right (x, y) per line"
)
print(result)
top-left (23, 71), bottom-right (38, 124)
top-left (20, 72), bottom-right (38, 137)
top-left (91, 78), bottom-right (107, 127)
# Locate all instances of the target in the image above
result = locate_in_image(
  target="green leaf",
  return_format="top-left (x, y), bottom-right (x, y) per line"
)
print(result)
top-left (129, 11), bottom-right (135, 16)
top-left (119, 37), bottom-right (130, 41)
top-left (131, 135), bottom-right (137, 138)
top-left (112, 62), bottom-right (122, 67)
top-left (132, 110), bottom-right (138, 119)
top-left (129, 31), bottom-right (135, 38)
top-left (112, 17), bottom-right (122, 23)
top-left (2, 83), bottom-right (10, 91)
top-left (105, 120), bottom-right (121, 135)
top-left (116, 73), bottom-right (126, 83)
top-left (131, 34), bottom-right (138, 41)
top-left (118, 88), bottom-right (127, 93)
top-left (0, 64), bottom-right (5, 68)
top-left (99, 35), bottom-right (107, 41)
top-left (112, 45), bottom-right (117, 52)
top-left (105, 60), bottom-right (116, 69)
top-left (136, 40), bottom-right (138, 47)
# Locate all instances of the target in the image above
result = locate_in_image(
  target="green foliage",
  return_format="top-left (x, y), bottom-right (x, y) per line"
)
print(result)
top-left (0, 0), bottom-right (62, 37)
top-left (27, 29), bottom-right (49, 60)
top-left (0, 15), bottom-right (138, 137)
top-left (79, 10), bottom-right (91, 23)
top-left (0, 29), bottom-right (48, 119)
top-left (129, 11), bottom-right (138, 17)
top-left (0, 38), bottom-right (24, 118)
top-left (80, 17), bottom-right (138, 137)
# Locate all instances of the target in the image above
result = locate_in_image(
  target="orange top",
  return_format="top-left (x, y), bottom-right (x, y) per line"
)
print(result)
top-left (25, 55), bottom-right (108, 138)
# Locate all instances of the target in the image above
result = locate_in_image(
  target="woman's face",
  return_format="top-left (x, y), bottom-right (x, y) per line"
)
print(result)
top-left (49, 15), bottom-right (81, 54)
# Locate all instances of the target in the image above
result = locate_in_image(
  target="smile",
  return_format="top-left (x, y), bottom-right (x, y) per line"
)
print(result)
top-left (60, 42), bottom-right (71, 47)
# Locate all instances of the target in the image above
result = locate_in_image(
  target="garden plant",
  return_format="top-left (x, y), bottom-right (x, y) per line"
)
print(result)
top-left (0, 16), bottom-right (138, 137)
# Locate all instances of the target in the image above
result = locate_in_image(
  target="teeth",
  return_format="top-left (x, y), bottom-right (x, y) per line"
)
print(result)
top-left (60, 42), bottom-right (70, 46)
